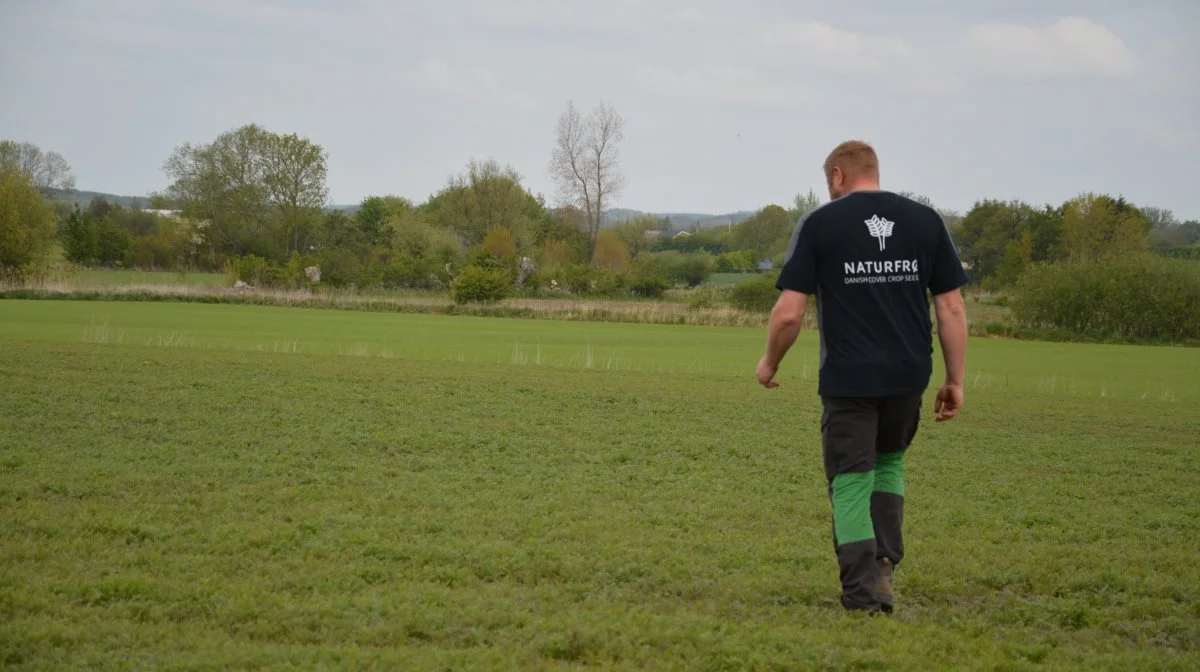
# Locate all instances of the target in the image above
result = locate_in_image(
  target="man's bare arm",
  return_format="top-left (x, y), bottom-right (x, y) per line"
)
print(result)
top-left (932, 289), bottom-right (967, 420)
top-left (757, 290), bottom-right (808, 388)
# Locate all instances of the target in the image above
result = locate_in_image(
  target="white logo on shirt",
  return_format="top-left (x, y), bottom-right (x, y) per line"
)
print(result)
top-left (864, 215), bottom-right (894, 251)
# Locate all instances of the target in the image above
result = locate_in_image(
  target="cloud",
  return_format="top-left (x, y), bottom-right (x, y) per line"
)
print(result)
top-left (632, 65), bottom-right (814, 109)
top-left (470, 0), bottom-right (659, 35)
top-left (760, 21), bottom-right (913, 73)
top-left (419, 60), bottom-right (537, 112)
top-left (965, 17), bottom-right (1136, 78)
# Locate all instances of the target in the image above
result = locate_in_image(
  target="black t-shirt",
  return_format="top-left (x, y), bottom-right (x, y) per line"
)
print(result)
top-left (776, 190), bottom-right (968, 398)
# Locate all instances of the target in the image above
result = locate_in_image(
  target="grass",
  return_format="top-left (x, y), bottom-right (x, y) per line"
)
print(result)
top-left (2, 301), bottom-right (1199, 670)
top-left (0, 286), bottom-right (794, 329)
top-left (41, 268), bottom-right (228, 288)
top-left (5, 268), bottom-right (1021, 335)
top-left (708, 272), bottom-right (762, 286)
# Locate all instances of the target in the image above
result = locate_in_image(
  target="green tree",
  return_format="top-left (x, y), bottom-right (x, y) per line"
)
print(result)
top-left (164, 123), bottom-right (328, 260)
top-left (87, 196), bottom-right (119, 222)
top-left (147, 192), bottom-right (178, 210)
top-left (956, 200), bottom-right (1064, 284)
top-left (61, 205), bottom-right (98, 264)
top-left (263, 131), bottom-right (330, 254)
top-left (483, 226), bottom-right (517, 260)
top-left (356, 195), bottom-right (412, 246)
top-left (609, 216), bottom-right (661, 258)
top-left (789, 188), bottom-right (822, 221)
top-left (669, 251), bottom-right (716, 287)
top-left (717, 250), bottom-right (755, 273)
top-left (0, 167), bottom-right (57, 270)
top-left (126, 218), bottom-right (191, 269)
top-left (538, 239), bottom-right (578, 270)
top-left (898, 191), bottom-right (962, 226)
top-left (533, 207), bottom-right (591, 260)
top-left (95, 216), bottom-right (133, 266)
top-left (122, 208), bottom-right (162, 238)
top-left (592, 229), bottom-right (631, 272)
top-left (424, 159), bottom-right (550, 249)
top-left (316, 210), bottom-right (363, 251)
top-left (732, 205), bottom-right (791, 259)
top-left (1062, 193), bottom-right (1151, 262)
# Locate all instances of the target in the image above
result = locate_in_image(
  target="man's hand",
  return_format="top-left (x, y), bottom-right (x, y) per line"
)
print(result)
top-left (757, 290), bottom-right (807, 389)
top-left (933, 289), bottom-right (967, 423)
top-left (934, 383), bottom-right (963, 422)
top-left (756, 357), bottom-right (779, 389)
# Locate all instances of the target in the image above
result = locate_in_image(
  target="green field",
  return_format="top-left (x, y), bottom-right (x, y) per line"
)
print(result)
top-left (708, 272), bottom-right (762, 286)
top-left (2, 300), bottom-right (1198, 670)
top-left (45, 269), bottom-right (228, 289)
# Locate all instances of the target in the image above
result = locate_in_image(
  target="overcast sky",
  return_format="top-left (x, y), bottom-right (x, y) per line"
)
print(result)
top-left (2, 0), bottom-right (1198, 219)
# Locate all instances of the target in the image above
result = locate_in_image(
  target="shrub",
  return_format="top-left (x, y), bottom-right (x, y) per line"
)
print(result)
top-left (728, 273), bottom-right (780, 313)
top-left (688, 285), bottom-right (733, 310)
top-left (592, 268), bottom-right (627, 296)
top-left (356, 253), bottom-right (386, 289)
top-left (127, 234), bottom-right (181, 269)
top-left (382, 254), bottom-right (442, 290)
top-left (623, 255), bottom-right (671, 298)
top-left (1157, 245), bottom-right (1200, 261)
top-left (538, 239), bottom-right (577, 268)
top-left (224, 254), bottom-right (272, 286)
top-left (451, 265), bottom-right (513, 304)
top-left (1012, 254), bottom-right (1200, 341)
top-left (313, 248), bottom-right (363, 288)
top-left (559, 264), bottom-right (594, 294)
top-left (482, 226), bottom-right (517, 260)
top-left (628, 275), bottom-right (670, 298)
top-left (516, 269), bottom-right (543, 296)
top-left (466, 245), bottom-right (514, 274)
top-left (279, 251), bottom-right (321, 290)
top-left (592, 229), bottom-right (631, 272)
top-left (669, 251), bottom-right (716, 287)
top-left (716, 250), bottom-right (755, 273)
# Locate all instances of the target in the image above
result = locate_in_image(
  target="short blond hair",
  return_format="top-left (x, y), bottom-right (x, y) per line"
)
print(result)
top-left (824, 140), bottom-right (879, 182)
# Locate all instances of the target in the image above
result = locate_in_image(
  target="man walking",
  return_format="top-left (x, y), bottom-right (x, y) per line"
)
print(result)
top-left (756, 140), bottom-right (969, 613)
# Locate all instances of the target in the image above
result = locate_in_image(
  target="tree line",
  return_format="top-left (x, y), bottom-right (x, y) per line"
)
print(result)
top-left (2, 110), bottom-right (1198, 303)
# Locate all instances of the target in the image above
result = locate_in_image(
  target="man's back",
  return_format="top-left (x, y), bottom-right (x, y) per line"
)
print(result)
top-left (757, 140), bottom-right (970, 613)
top-left (776, 190), bottom-right (967, 398)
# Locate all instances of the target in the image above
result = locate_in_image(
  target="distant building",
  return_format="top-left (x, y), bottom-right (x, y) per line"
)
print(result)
top-left (758, 260), bottom-right (775, 271)
top-left (644, 230), bottom-right (664, 240)
top-left (672, 230), bottom-right (692, 239)
top-left (144, 209), bottom-right (182, 218)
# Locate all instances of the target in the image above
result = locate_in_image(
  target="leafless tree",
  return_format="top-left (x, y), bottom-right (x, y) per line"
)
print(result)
top-left (0, 140), bottom-right (76, 190)
top-left (549, 101), bottom-right (625, 249)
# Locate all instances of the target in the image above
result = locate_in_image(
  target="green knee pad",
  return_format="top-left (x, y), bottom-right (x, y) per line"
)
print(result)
top-left (831, 471), bottom-right (875, 545)
top-left (874, 450), bottom-right (905, 497)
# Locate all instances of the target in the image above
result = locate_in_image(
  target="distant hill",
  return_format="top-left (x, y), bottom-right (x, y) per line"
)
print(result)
top-left (42, 189), bottom-right (753, 230)
top-left (43, 189), bottom-right (366, 215)
top-left (43, 188), bottom-right (149, 209)
top-left (604, 208), bottom-right (757, 230)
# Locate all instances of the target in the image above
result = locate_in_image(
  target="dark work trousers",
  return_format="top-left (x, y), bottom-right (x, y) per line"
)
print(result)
top-left (821, 396), bottom-right (922, 610)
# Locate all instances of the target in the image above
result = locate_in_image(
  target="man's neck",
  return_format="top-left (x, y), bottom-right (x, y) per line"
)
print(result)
top-left (845, 181), bottom-right (881, 194)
